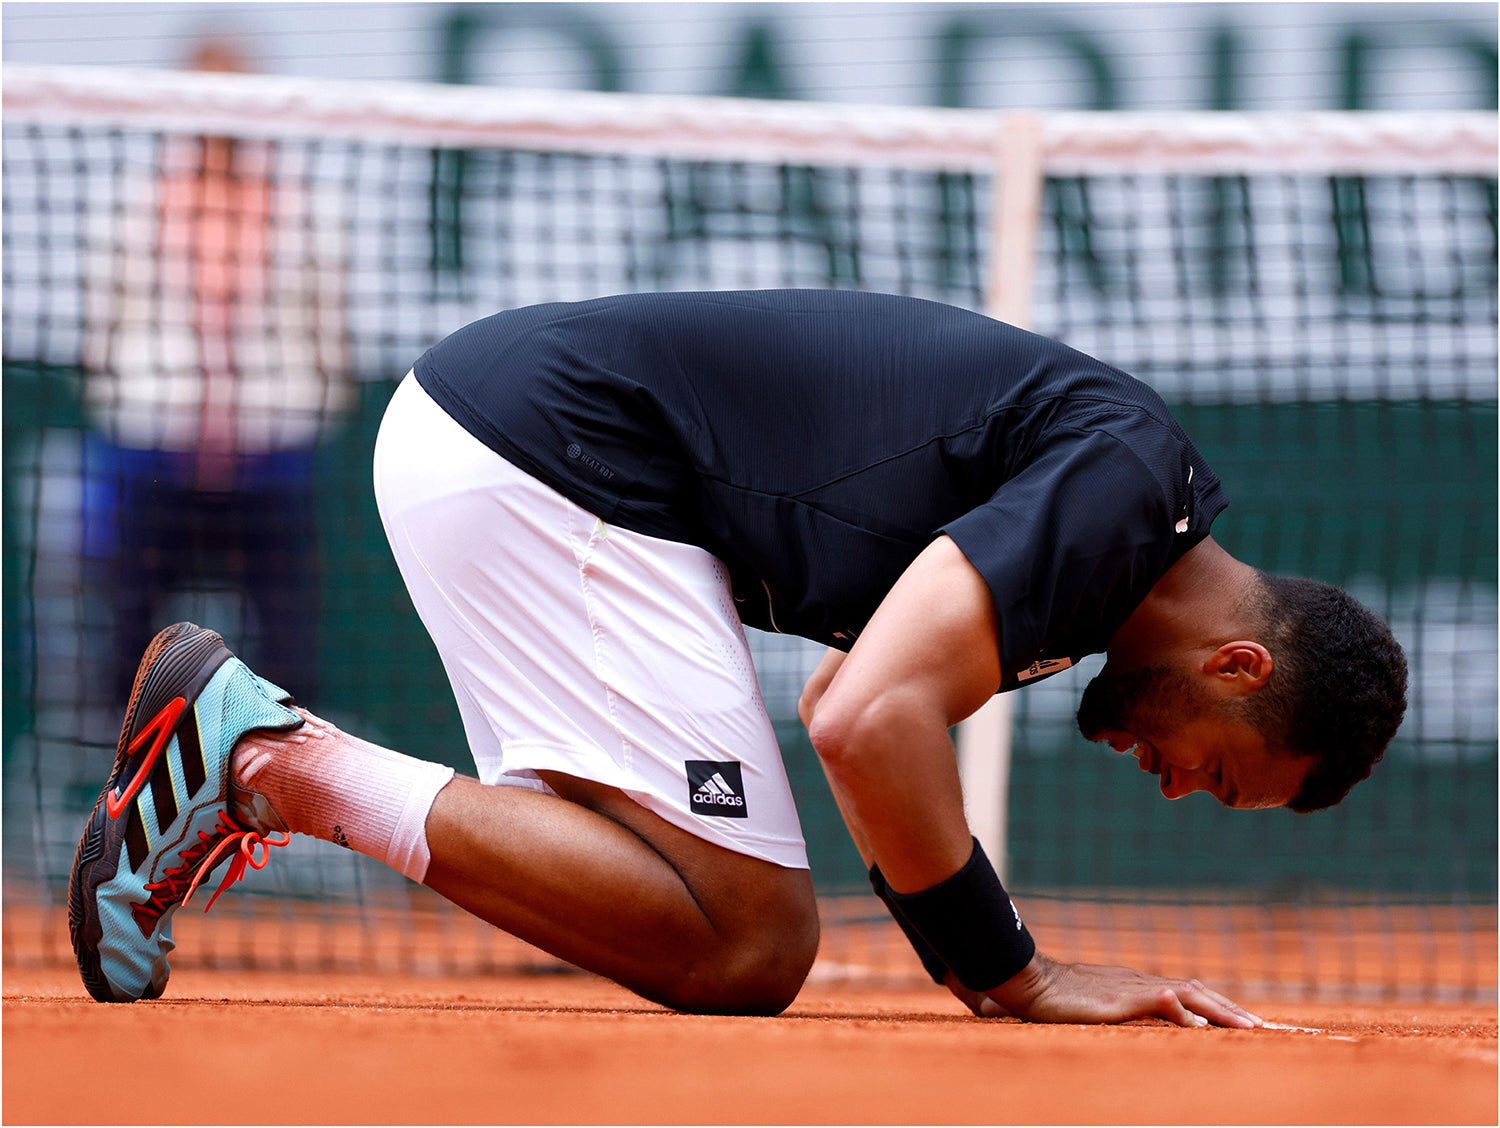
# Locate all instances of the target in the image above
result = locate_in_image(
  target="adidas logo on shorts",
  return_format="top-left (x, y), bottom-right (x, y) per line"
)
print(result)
top-left (686, 760), bottom-right (748, 819)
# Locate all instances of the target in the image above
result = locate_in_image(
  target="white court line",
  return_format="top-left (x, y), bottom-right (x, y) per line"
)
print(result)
top-left (1261, 1021), bottom-right (1359, 1042)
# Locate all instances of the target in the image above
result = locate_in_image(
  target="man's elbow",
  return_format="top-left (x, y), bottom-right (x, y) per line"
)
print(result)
top-left (805, 698), bottom-right (850, 764)
top-left (808, 688), bottom-right (928, 777)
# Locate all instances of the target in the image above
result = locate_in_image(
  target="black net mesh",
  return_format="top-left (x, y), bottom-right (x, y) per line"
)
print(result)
top-left (3, 113), bottom-right (1494, 999)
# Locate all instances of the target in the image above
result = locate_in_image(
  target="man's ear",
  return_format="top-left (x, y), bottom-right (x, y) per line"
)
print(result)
top-left (1204, 641), bottom-right (1273, 694)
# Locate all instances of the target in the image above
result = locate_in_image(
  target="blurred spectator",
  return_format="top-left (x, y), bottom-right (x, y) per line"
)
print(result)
top-left (81, 36), bottom-right (350, 705)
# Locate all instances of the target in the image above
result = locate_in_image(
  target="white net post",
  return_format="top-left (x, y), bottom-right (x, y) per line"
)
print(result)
top-left (954, 114), bottom-right (1046, 883)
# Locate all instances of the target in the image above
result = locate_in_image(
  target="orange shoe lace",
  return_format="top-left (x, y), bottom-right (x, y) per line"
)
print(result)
top-left (181, 810), bottom-right (291, 912)
top-left (132, 809), bottom-right (290, 934)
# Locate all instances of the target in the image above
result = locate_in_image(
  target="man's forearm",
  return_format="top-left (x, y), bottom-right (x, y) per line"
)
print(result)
top-left (809, 694), bottom-right (1040, 996)
top-left (803, 644), bottom-right (971, 887)
top-left (809, 725), bottom-right (951, 983)
top-left (802, 535), bottom-right (1039, 996)
top-left (808, 691), bottom-right (974, 893)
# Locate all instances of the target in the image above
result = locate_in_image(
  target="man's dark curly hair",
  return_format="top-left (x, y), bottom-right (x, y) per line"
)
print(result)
top-left (1242, 574), bottom-right (1408, 812)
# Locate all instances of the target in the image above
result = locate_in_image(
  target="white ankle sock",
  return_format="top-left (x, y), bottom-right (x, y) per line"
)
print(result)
top-left (231, 712), bottom-right (455, 883)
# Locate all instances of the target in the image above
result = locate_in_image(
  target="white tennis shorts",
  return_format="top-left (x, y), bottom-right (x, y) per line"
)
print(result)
top-left (372, 374), bottom-right (809, 870)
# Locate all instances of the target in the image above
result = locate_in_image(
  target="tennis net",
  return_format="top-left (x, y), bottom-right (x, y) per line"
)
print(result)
top-left (4, 65), bottom-right (1494, 1001)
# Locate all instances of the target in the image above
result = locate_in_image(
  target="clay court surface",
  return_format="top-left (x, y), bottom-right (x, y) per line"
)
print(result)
top-left (4, 966), bottom-right (1494, 1125)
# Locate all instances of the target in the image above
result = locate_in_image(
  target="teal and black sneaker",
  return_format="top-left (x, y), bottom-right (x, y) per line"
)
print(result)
top-left (68, 622), bottom-right (304, 1002)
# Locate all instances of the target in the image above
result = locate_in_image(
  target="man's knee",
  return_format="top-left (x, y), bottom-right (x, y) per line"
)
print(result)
top-left (667, 881), bottom-right (820, 1016)
top-left (720, 898), bottom-right (820, 1015)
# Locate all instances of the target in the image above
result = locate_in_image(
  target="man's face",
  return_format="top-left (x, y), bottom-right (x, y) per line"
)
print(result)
top-left (1076, 664), bottom-right (1312, 810)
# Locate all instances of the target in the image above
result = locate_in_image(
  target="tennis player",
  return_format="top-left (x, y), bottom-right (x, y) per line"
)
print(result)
top-left (71, 291), bottom-right (1407, 1024)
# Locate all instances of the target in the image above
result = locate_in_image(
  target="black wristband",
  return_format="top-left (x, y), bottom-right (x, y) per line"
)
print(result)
top-left (868, 864), bottom-right (949, 984)
top-left (886, 837), bottom-right (1036, 993)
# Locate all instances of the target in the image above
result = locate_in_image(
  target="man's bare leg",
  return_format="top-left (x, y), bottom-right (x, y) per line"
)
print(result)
top-left (426, 772), bottom-right (819, 1013)
top-left (234, 713), bottom-right (819, 1016)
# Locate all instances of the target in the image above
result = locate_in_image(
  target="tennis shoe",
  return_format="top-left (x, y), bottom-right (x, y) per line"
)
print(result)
top-left (68, 622), bottom-right (304, 1002)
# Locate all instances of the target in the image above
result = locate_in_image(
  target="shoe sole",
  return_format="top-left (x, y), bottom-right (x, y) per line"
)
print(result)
top-left (68, 623), bottom-right (234, 1003)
